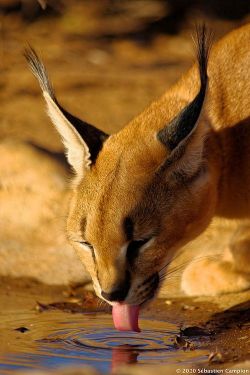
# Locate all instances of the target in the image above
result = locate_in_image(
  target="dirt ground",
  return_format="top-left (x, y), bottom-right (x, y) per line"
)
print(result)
top-left (0, 1), bottom-right (250, 373)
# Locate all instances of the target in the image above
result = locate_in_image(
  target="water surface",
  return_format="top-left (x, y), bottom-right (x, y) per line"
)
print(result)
top-left (0, 310), bottom-right (209, 374)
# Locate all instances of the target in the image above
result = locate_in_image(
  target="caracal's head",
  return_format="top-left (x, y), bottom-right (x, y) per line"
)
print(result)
top-left (25, 27), bottom-right (218, 308)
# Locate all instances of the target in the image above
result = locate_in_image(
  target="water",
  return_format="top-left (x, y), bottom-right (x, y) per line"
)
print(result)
top-left (0, 310), bottom-right (209, 374)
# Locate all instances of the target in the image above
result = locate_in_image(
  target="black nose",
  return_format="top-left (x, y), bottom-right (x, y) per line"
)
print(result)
top-left (101, 288), bottom-right (128, 302)
top-left (101, 276), bottom-right (130, 302)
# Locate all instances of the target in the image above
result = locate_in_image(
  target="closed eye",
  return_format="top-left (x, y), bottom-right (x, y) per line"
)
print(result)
top-left (75, 240), bottom-right (94, 252)
top-left (127, 238), bottom-right (152, 264)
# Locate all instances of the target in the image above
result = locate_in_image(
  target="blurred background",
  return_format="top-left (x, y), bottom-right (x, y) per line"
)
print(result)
top-left (1, 0), bottom-right (250, 150)
top-left (0, 0), bottom-right (249, 287)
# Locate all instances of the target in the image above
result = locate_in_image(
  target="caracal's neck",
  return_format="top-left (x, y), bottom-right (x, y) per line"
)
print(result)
top-left (214, 117), bottom-right (250, 219)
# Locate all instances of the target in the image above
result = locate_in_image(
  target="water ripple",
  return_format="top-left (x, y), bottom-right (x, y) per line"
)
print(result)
top-left (0, 311), bottom-right (208, 374)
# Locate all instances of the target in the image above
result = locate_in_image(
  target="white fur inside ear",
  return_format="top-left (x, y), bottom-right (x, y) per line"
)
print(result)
top-left (43, 92), bottom-right (91, 180)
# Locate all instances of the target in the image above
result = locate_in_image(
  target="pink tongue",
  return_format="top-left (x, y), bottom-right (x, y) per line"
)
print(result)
top-left (112, 303), bottom-right (140, 332)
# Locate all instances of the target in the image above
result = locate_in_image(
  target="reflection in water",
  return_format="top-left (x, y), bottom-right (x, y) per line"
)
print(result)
top-left (0, 311), bottom-right (209, 374)
top-left (111, 345), bottom-right (139, 372)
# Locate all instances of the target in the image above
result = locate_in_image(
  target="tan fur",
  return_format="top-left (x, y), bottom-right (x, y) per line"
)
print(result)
top-left (27, 24), bottom-right (250, 304)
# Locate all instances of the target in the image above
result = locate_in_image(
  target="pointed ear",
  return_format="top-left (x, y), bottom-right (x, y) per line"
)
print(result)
top-left (24, 47), bottom-right (108, 179)
top-left (157, 25), bottom-right (212, 171)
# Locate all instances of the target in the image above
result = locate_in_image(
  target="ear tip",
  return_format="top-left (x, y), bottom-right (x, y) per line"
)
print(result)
top-left (194, 23), bottom-right (213, 81)
top-left (25, 45), bottom-right (55, 100)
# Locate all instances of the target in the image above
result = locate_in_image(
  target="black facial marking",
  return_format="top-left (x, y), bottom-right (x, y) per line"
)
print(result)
top-left (151, 273), bottom-right (160, 290)
top-left (96, 268), bottom-right (101, 284)
top-left (139, 273), bottom-right (158, 288)
top-left (127, 238), bottom-right (150, 265)
top-left (137, 273), bottom-right (159, 304)
top-left (123, 217), bottom-right (134, 241)
top-left (90, 247), bottom-right (96, 264)
top-left (78, 239), bottom-right (96, 264)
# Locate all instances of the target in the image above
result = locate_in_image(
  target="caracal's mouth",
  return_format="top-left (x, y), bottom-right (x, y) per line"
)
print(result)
top-left (111, 273), bottom-right (160, 332)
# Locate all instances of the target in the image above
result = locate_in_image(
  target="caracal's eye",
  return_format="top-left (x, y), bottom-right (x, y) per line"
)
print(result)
top-left (77, 240), bottom-right (94, 252)
top-left (127, 238), bottom-right (153, 264)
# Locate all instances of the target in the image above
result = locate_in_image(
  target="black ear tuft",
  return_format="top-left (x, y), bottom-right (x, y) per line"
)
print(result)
top-left (24, 46), bottom-right (56, 101)
top-left (194, 24), bottom-right (213, 91)
top-left (157, 24), bottom-right (213, 151)
top-left (24, 46), bottom-right (108, 164)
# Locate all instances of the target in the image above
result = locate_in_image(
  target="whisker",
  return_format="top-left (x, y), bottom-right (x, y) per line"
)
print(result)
top-left (158, 248), bottom-right (186, 274)
top-left (159, 260), bottom-right (189, 277)
top-left (159, 276), bottom-right (180, 284)
top-left (158, 254), bottom-right (219, 284)
top-left (96, 298), bottom-right (110, 312)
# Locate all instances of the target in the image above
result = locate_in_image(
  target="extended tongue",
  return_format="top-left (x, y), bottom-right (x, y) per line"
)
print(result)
top-left (112, 303), bottom-right (140, 332)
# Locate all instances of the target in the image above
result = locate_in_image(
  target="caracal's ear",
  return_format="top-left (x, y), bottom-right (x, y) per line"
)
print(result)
top-left (157, 25), bottom-right (212, 174)
top-left (24, 47), bottom-right (108, 180)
